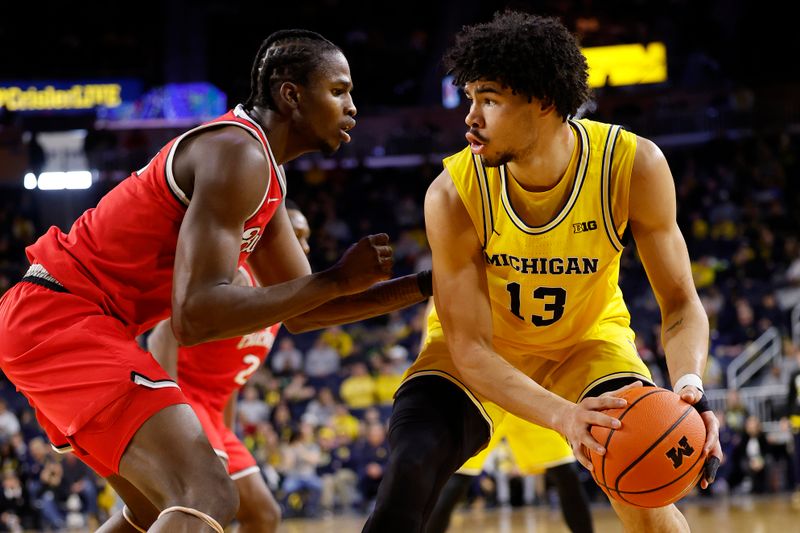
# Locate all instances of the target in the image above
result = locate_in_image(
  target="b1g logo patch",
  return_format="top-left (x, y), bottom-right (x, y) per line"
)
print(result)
top-left (572, 220), bottom-right (598, 233)
top-left (241, 227), bottom-right (262, 253)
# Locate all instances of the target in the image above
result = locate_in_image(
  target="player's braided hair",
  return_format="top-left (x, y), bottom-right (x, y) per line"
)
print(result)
top-left (444, 10), bottom-right (590, 121)
top-left (245, 29), bottom-right (341, 111)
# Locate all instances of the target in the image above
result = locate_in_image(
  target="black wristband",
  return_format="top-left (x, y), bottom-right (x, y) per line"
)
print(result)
top-left (693, 393), bottom-right (711, 414)
top-left (416, 270), bottom-right (433, 298)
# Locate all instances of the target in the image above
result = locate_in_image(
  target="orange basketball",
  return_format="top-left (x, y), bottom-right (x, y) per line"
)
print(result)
top-left (588, 386), bottom-right (706, 508)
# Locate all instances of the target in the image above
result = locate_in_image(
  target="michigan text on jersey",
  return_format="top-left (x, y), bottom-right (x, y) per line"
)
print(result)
top-left (484, 252), bottom-right (599, 275)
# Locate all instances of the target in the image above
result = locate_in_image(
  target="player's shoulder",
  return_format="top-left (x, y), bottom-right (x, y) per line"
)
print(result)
top-left (631, 134), bottom-right (668, 178)
top-left (574, 117), bottom-right (664, 177)
top-left (187, 124), bottom-right (267, 168)
top-left (425, 167), bottom-right (459, 210)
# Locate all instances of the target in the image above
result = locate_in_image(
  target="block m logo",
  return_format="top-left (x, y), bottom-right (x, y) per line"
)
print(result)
top-left (665, 436), bottom-right (695, 469)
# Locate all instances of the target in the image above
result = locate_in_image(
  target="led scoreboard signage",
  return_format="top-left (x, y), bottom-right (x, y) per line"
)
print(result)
top-left (0, 80), bottom-right (141, 113)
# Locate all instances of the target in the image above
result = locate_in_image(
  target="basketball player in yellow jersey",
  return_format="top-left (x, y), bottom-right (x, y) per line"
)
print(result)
top-left (363, 11), bottom-right (722, 533)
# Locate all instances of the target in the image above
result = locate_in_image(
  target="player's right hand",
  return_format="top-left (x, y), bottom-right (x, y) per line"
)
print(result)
top-left (329, 233), bottom-right (393, 294)
top-left (567, 381), bottom-right (643, 470)
top-left (562, 394), bottom-right (630, 471)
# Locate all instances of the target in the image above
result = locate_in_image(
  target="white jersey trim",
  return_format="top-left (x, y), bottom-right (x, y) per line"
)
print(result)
top-left (214, 448), bottom-right (230, 461)
top-left (230, 465), bottom-right (261, 481)
top-left (498, 121), bottom-right (589, 234)
top-left (164, 119), bottom-right (264, 207)
top-left (600, 125), bottom-right (624, 252)
top-left (165, 107), bottom-right (280, 221)
top-left (234, 104), bottom-right (288, 216)
top-left (131, 372), bottom-right (181, 390)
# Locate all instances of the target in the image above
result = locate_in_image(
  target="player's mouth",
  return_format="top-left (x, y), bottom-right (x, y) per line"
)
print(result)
top-left (466, 131), bottom-right (487, 154)
top-left (340, 120), bottom-right (356, 143)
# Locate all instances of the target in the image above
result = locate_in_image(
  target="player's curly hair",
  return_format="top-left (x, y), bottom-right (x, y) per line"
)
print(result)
top-left (245, 29), bottom-right (341, 111)
top-left (444, 10), bottom-right (590, 121)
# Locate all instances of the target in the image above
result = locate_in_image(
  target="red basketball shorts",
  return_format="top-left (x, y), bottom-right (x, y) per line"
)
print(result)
top-left (0, 281), bottom-right (186, 477)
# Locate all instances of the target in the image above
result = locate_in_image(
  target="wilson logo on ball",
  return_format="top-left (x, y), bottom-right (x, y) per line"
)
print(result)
top-left (665, 436), bottom-right (695, 469)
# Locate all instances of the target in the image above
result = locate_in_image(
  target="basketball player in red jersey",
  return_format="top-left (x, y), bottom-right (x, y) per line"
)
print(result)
top-left (99, 203), bottom-right (312, 533)
top-left (0, 30), bottom-right (431, 533)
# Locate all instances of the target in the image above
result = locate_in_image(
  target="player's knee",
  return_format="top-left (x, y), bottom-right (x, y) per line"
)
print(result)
top-left (210, 474), bottom-right (240, 524)
top-left (174, 471), bottom-right (239, 526)
top-left (239, 493), bottom-right (281, 530)
top-left (389, 431), bottom-right (452, 482)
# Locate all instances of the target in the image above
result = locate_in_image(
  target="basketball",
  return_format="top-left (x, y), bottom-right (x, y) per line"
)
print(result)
top-left (588, 386), bottom-right (707, 508)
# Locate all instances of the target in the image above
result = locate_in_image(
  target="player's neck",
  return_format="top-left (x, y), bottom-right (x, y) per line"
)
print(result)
top-left (246, 106), bottom-right (306, 166)
top-left (506, 121), bottom-right (574, 192)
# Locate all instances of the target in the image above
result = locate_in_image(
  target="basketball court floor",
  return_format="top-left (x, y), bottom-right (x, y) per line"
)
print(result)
top-left (278, 494), bottom-right (799, 532)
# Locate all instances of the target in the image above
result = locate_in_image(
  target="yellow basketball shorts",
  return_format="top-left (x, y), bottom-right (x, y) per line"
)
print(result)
top-left (404, 324), bottom-right (653, 447)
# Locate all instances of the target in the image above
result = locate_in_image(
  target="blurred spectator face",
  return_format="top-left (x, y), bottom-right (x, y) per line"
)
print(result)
top-left (274, 403), bottom-right (291, 424)
top-left (28, 437), bottom-right (48, 462)
top-left (318, 427), bottom-right (337, 449)
top-left (10, 432), bottom-right (24, 450)
top-left (364, 407), bottom-right (381, 424)
top-left (319, 387), bottom-right (335, 405)
top-left (745, 415), bottom-right (761, 436)
top-left (726, 389), bottom-right (742, 407)
top-left (2, 471), bottom-right (21, 491)
top-left (366, 423), bottom-right (386, 446)
top-left (243, 385), bottom-right (259, 401)
top-left (735, 300), bottom-right (754, 326)
top-left (256, 422), bottom-right (278, 447)
top-left (279, 338), bottom-right (295, 350)
top-left (300, 420), bottom-right (315, 439)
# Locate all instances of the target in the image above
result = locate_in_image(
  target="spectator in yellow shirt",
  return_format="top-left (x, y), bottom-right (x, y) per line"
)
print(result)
top-left (339, 362), bottom-right (376, 417)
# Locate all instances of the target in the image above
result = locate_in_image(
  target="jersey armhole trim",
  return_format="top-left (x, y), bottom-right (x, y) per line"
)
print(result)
top-left (164, 120), bottom-right (270, 211)
top-left (234, 105), bottom-right (286, 218)
top-left (471, 155), bottom-right (492, 248)
top-left (600, 125), bottom-right (624, 252)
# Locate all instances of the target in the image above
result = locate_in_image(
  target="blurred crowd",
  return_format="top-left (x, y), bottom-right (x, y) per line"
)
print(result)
top-left (1, 123), bottom-right (800, 528)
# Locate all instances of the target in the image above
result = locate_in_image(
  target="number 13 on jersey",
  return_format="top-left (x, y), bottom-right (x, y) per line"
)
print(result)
top-left (506, 282), bottom-right (566, 326)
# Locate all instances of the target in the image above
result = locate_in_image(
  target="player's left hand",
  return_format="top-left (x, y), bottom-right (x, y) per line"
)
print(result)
top-left (678, 385), bottom-right (722, 489)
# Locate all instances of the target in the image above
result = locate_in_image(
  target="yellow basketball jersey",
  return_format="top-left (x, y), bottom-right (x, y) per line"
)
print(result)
top-left (411, 119), bottom-right (638, 386)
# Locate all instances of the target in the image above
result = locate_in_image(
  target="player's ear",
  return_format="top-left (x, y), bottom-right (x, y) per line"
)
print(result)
top-left (278, 82), bottom-right (300, 110)
top-left (539, 98), bottom-right (557, 117)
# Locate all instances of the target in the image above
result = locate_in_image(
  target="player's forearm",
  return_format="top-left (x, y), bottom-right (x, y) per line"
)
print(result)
top-left (454, 344), bottom-right (575, 433)
top-left (174, 270), bottom-right (344, 345)
top-left (283, 273), bottom-right (429, 333)
top-left (661, 296), bottom-right (710, 387)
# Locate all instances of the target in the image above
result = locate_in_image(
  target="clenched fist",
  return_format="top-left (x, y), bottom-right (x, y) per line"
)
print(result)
top-left (328, 233), bottom-right (394, 294)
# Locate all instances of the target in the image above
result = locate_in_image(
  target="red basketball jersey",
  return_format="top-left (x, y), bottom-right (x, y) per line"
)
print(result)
top-left (178, 263), bottom-right (281, 412)
top-left (26, 105), bottom-right (285, 336)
